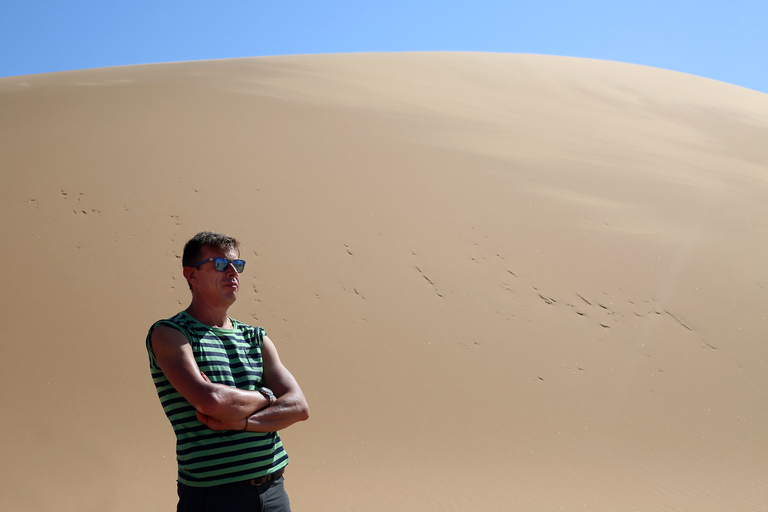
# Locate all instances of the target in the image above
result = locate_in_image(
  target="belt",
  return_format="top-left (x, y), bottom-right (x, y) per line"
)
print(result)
top-left (247, 468), bottom-right (285, 487)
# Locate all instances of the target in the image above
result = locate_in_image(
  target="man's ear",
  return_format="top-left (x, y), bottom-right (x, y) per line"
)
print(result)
top-left (183, 266), bottom-right (196, 288)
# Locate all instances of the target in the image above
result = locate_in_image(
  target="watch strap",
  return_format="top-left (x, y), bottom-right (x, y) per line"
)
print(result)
top-left (258, 387), bottom-right (275, 406)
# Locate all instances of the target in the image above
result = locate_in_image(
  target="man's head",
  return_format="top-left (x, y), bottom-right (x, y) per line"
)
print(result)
top-left (182, 231), bottom-right (241, 292)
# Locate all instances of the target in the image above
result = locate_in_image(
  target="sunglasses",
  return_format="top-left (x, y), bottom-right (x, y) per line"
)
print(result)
top-left (189, 257), bottom-right (246, 273)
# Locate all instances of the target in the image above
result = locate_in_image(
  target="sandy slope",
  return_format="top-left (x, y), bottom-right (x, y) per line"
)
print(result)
top-left (1, 52), bottom-right (767, 511)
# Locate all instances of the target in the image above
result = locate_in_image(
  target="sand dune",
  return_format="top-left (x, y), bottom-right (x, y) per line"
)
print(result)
top-left (1, 52), bottom-right (767, 511)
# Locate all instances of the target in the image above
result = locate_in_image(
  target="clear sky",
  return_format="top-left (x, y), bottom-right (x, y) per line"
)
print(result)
top-left (2, 1), bottom-right (766, 94)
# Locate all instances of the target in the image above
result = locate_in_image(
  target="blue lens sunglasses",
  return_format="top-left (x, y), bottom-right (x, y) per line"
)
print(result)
top-left (189, 257), bottom-right (246, 273)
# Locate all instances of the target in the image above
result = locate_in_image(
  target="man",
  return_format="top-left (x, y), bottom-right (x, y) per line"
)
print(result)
top-left (146, 231), bottom-right (309, 512)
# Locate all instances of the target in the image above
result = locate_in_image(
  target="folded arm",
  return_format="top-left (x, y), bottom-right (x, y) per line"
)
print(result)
top-left (197, 335), bottom-right (310, 432)
top-left (150, 325), bottom-right (269, 422)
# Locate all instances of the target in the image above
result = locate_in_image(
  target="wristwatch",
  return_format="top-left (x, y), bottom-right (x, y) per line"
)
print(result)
top-left (258, 387), bottom-right (276, 406)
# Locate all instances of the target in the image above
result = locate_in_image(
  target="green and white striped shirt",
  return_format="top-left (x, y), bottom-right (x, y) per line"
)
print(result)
top-left (146, 311), bottom-right (288, 487)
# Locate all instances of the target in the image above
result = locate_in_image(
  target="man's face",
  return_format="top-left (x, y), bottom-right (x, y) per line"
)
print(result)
top-left (191, 245), bottom-right (241, 305)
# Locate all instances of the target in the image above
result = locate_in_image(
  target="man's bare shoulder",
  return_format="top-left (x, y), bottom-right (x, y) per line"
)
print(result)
top-left (151, 323), bottom-right (190, 351)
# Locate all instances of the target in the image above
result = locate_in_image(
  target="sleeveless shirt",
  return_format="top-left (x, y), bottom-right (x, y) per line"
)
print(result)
top-left (146, 311), bottom-right (289, 486)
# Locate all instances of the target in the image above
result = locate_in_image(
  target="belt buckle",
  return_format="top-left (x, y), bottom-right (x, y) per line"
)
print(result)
top-left (249, 469), bottom-right (283, 486)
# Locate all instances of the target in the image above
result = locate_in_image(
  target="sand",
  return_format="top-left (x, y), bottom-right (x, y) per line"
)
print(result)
top-left (1, 52), bottom-right (767, 511)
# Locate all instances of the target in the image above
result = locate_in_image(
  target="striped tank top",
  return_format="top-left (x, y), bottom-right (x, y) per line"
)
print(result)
top-left (146, 311), bottom-right (289, 486)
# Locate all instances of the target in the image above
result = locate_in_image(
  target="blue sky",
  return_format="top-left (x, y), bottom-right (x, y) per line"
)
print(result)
top-left (2, 1), bottom-right (766, 94)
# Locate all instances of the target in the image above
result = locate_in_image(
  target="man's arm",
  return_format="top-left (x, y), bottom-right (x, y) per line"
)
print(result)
top-left (197, 335), bottom-right (310, 432)
top-left (151, 325), bottom-right (268, 422)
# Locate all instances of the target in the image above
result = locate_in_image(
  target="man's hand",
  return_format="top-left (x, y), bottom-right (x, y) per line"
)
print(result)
top-left (196, 372), bottom-right (247, 431)
top-left (197, 411), bottom-right (246, 431)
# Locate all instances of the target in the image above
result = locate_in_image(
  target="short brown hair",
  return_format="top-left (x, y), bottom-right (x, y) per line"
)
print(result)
top-left (182, 231), bottom-right (241, 268)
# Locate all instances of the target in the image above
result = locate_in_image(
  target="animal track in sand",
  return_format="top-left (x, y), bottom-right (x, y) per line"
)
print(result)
top-left (415, 265), bottom-right (443, 298)
top-left (521, 283), bottom-right (709, 344)
top-left (537, 293), bottom-right (556, 305)
top-left (60, 189), bottom-right (102, 215)
top-left (663, 309), bottom-right (692, 331)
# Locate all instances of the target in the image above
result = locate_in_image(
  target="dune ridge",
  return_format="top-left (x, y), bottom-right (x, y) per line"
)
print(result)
top-left (1, 52), bottom-right (767, 511)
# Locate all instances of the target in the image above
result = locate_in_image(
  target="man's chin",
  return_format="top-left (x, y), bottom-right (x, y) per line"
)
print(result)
top-left (221, 290), bottom-right (238, 303)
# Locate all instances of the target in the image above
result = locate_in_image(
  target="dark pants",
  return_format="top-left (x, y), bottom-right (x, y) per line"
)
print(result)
top-left (177, 476), bottom-right (291, 512)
